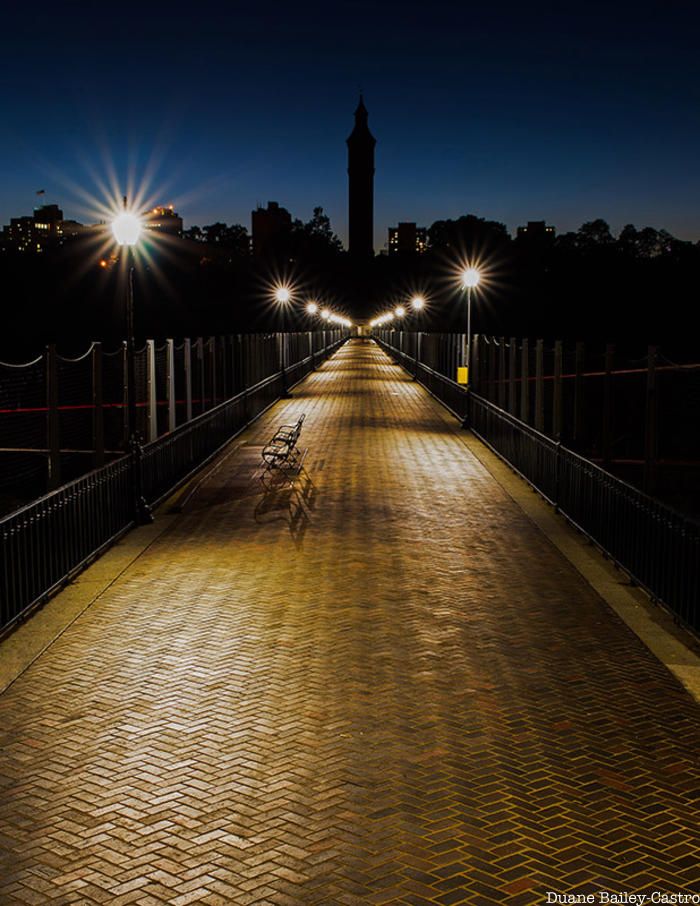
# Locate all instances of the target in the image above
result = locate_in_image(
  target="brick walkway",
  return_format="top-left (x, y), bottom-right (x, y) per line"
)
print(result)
top-left (1, 340), bottom-right (699, 906)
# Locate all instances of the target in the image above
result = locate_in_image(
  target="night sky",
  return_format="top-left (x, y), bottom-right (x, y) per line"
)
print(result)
top-left (2, 0), bottom-right (700, 249)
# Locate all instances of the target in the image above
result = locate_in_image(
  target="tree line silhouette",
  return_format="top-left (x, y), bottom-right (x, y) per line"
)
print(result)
top-left (1, 208), bottom-right (698, 358)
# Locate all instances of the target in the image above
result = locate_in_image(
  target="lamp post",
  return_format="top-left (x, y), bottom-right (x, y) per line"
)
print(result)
top-left (394, 306), bottom-right (406, 353)
top-left (410, 296), bottom-right (425, 377)
top-left (274, 286), bottom-right (291, 394)
top-left (305, 301), bottom-right (318, 366)
top-left (112, 198), bottom-right (152, 523)
top-left (460, 267), bottom-right (480, 386)
top-left (111, 197), bottom-right (143, 442)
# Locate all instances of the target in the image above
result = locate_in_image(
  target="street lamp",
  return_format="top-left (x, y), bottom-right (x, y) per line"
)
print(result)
top-left (460, 267), bottom-right (481, 385)
top-left (111, 197), bottom-right (143, 444)
top-left (304, 301), bottom-right (319, 367)
top-left (274, 285), bottom-right (293, 394)
top-left (111, 197), bottom-right (152, 523)
top-left (409, 296), bottom-right (426, 376)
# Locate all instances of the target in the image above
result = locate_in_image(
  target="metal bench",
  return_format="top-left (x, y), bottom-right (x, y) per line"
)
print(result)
top-left (262, 414), bottom-right (306, 473)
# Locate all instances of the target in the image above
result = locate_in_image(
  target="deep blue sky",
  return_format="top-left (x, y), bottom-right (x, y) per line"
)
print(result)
top-left (2, 0), bottom-right (699, 249)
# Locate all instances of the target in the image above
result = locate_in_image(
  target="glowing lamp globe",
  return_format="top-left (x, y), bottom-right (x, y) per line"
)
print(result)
top-left (411, 296), bottom-right (425, 310)
top-left (461, 267), bottom-right (480, 289)
top-left (275, 287), bottom-right (291, 304)
top-left (395, 306), bottom-right (405, 318)
top-left (112, 212), bottom-right (142, 247)
top-left (306, 301), bottom-right (319, 315)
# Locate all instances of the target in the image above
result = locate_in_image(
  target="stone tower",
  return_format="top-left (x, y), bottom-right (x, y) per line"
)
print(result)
top-left (347, 96), bottom-right (376, 257)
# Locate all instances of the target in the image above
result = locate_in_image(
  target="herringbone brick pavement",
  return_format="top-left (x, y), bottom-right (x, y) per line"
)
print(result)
top-left (0, 340), bottom-right (699, 906)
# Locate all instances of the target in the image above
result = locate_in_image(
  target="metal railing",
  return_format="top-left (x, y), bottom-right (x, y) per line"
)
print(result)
top-left (0, 335), bottom-right (346, 635)
top-left (1, 457), bottom-right (134, 631)
top-left (376, 334), bottom-right (700, 634)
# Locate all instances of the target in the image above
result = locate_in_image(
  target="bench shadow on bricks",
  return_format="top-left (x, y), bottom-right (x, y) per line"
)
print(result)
top-left (256, 413), bottom-right (315, 543)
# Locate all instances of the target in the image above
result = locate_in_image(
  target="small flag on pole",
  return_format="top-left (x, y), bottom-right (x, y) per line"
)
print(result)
top-left (36, 189), bottom-right (45, 195)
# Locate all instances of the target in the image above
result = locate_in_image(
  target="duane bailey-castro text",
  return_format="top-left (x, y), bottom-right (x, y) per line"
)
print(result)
top-left (546, 893), bottom-right (700, 905)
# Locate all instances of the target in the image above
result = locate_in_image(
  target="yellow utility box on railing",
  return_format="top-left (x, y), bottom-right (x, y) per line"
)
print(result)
top-left (457, 367), bottom-right (469, 385)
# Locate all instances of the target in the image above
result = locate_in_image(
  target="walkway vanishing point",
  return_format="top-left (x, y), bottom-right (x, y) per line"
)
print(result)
top-left (1, 340), bottom-right (699, 906)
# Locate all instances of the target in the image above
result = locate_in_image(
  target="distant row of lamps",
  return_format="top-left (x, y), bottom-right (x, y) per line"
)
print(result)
top-left (369, 295), bottom-right (425, 328)
top-left (274, 287), bottom-right (352, 328)
top-left (370, 267), bottom-right (481, 386)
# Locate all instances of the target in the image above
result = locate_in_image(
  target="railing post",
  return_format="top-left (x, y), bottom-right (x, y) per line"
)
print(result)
top-left (210, 336), bottom-right (217, 407)
top-left (198, 337), bottom-right (205, 413)
top-left (146, 339), bottom-right (157, 443)
top-left (535, 339), bottom-right (544, 432)
top-left (498, 337), bottom-right (506, 409)
top-left (573, 341), bottom-right (585, 446)
top-left (184, 338), bottom-right (193, 422)
top-left (488, 339), bottom-right (496, 404)
top-left (121, 340), bottom-right (129, 445)
top-left (509, 336), bottom-right (517, 414)
top-left (554, 442), bottom-right (562, 512)
top-left (553, 339), bottom-right (563, 441)
top-left (166, 338), bottom-right (176, 433)
top-left (46, 344), bottom-right (61, 490)
top-left (222, 335), bottom-right (229, 400)
top-left (644, 346), bottom-right (658, 494)
top-left (228, 334), bottom-right (236, 397)
top-left (130, 438), bottom-right (153, 525)
top-left (92, 342), bottom-right (105, 468)
top-left (520, 338), bottom-right (529, 424)
top-left (602, 343), bottom-right (615, 467)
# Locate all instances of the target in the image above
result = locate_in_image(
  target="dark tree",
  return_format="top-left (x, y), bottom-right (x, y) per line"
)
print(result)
top-left (273, 207), bottom-right (343, 260)
top-left (183, 225), bottom-right (203, 242)
top-left (576, 219), bottom-right (614, 248)
top-left (304, 207), bottom-right (343, 251)
top-left (427, 214), bottom-right (510, 256)
top-left (202, 222), bottom-right (250, 255)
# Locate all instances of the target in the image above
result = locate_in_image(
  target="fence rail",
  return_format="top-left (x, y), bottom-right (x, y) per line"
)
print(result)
top-left (376, 333), bottom-right (700, 635)
top-left (0, 334), bottom-right (346, 635)
top-left (1, 456), bottom-right (134, 631)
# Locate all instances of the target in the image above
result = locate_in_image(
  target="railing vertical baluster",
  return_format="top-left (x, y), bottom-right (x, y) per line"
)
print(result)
top-left (574, 340), bottom-right (585, 447)
top-left (643, 346), bottom-right (658, 495)
top-left (535, 339), bottom-right (544, 432)
top-left (93, 342), bottom-right (105, 468)
top-left (167, 339), bottom-right (176, 433)
top-left (146, 339), bottom-right (157, 443)
top-left (47, 344), bottom-right (61, 491)
top-left (184, 337), bottom-right (193, 423)
top-left (602, 343), bottom-right (615, 468)
top-left (499, 338), bottom-right (507, 409)
top-left (553, 340), bottom-right (563, 441)
top-left (520, 338), bottom-right (529, 424)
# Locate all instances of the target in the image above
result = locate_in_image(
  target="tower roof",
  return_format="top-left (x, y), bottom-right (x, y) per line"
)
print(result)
top-left (355, 94), bottom-right (368, 118)
top-left (347, 94), bottom-right (375, 145)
